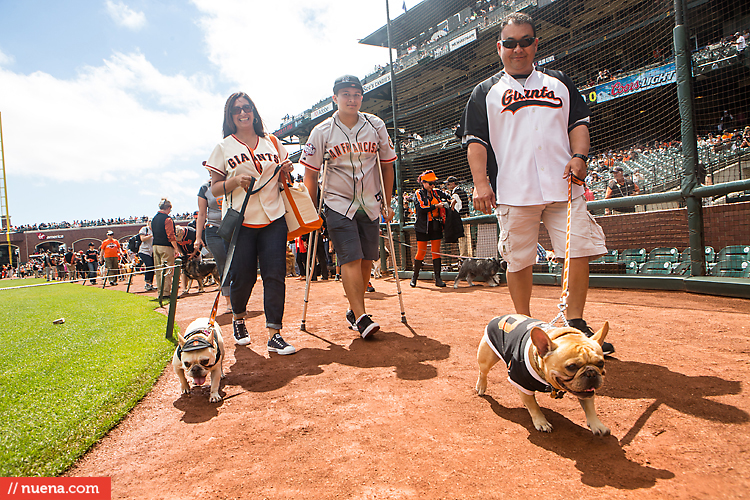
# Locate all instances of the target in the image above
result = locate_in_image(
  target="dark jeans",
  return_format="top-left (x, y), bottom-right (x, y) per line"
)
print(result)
top-left (204, 224), bottom-right (229, 297)
top-left (296, 251), bottom-right (307, 277)
top-left (138, 252), bottom-right (154, 284)
top-left (226, 217), bottom-right (287, 330)
top-left (314, 232), bottom-right (329, 279)
top-left (87, 261), bottom-right (98, 284)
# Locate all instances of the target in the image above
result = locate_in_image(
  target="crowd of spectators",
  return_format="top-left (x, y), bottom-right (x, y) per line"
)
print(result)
top-left (388, 124), bottom-right (750, 225)
top-left (9, 213), bottom-right (194, 233)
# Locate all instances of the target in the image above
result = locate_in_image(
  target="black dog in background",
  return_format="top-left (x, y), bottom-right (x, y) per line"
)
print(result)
top-left (453, 257), bottom-right (506, 288)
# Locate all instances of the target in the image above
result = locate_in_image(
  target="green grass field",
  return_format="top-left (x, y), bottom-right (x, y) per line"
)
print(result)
top-left (0, 278), bottom-right (176, 476)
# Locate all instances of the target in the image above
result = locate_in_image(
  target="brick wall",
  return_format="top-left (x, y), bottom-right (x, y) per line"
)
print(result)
top-left (538, 201), bottom-right (750, 253)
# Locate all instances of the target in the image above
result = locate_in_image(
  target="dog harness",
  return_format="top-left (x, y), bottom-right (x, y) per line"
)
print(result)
top-left (484, 314), bottom-right (555, 396)
top-left (176, 328), bottom-right (222, 369)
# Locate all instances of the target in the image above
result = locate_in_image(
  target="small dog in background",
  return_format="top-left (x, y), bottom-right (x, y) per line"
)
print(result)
top-left (476, 314), bottom-right (610, 435)
top-left (183, 257), bottom-right (219, 293)
top-left (173, 317), bottom-right (225, 402)
top-left (286, 246), bottom-right (296, 277)
top-left (454, 257), bottom-right (506, 288)
top-left (372, 260), bottom-right (382, 278)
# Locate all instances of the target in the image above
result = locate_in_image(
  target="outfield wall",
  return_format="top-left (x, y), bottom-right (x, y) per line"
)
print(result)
top-left (538, 201), bottom-right (750, 253)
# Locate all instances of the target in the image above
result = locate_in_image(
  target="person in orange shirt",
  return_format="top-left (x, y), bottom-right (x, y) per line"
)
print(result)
top-left (100, 230), bottom-right (122, 286)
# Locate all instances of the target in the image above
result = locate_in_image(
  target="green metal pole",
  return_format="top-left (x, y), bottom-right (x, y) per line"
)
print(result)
top-left (673, 0), bottom-right (705, 276)
top-left (165, 258), bottom-right (181, 339)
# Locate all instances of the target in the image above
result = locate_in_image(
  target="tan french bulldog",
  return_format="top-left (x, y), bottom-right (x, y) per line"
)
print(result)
top-left (173, 318), bottom-right (225, 402)
top-left (476, 314), bottom-right (610, 435)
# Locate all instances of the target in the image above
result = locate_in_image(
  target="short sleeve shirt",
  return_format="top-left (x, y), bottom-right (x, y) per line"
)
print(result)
top-left (138, 225), bottom-right (153, 256)
top-left (198, 181), bottom-right (223, 224)
top-left (460, 68), bottom-right (590, 206)
top-left (204, 134), bottom-right (288, 227)
top-left (100, 239), bottom-right (121, 259)
top-left (300, 111), bottom-right (397, 220)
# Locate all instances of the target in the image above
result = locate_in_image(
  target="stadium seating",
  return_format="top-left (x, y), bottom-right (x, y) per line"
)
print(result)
top-left (624, 260), bottom-right (641, 274)
top-left (716, 245), bottom-right (750, 262)
top-left (641, 260), bottom-right (673, 275)
top-left (672, 261), bottom-right (691, 276)
top-left (620, 248), bottom-right (647, 264)
top-left (603, 249), bottom-right (619, 263)
top-left (648, 247), bottom-right (679, 262)
top-left (709, 256), bottom-right (750, 277)
top-left (591, 249), bottom-right (618, 264)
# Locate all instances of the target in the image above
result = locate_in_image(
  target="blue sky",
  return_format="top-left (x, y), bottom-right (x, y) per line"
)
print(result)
top-left (0, 0), bottom-right (417, 226)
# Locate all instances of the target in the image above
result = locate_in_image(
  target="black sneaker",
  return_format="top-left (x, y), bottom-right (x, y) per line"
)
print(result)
top-left (367, 282), bottom-right (375, 292)
top-left (567, 318), bottom-right (614, 356)
top-left (233, 318), bottom-right (251, 346)
top-left (356, 314), bottom-right (379, 339)
top-left (346, 310), bottom-right (357, 330)
top-left (267, 333), bottom-right (296, 355)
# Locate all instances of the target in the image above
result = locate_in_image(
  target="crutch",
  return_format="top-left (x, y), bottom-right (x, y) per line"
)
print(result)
top-left (375, 151), bottom-right (407, 324)
top-left (300, 152), bottom-right (331, 332)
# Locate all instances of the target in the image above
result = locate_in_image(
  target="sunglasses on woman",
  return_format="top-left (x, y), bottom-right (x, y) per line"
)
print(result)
top-left (499, 37), bottom-right (535, 49)
top-left (230, 104), bottom-right (253, 115)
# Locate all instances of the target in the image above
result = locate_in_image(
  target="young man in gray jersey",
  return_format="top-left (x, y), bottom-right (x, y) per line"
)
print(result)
top-left (302, 75), bottom-right (396, 339)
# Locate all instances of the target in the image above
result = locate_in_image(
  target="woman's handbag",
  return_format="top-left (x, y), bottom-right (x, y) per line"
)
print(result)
top-left (282, 173), bottom-right (323, 241)
top-left (218, 177), bottom-right (254, 242)
top-left (217, 205), bottom-right (243, 242)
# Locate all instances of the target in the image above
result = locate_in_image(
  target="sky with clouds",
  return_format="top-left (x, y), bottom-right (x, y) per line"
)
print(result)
top-left (0, 0), bottom-right (418, 226)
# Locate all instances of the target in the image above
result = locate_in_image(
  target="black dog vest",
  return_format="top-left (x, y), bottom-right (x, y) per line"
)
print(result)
top-left (484, 314), bottom-right (552, 395)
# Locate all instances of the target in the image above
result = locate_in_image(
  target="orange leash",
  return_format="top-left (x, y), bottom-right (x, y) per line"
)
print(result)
top-left (549, 175), bottom-right (576, 327)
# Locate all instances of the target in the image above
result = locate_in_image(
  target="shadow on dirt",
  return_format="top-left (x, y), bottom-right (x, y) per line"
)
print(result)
top-left (601, 358), bottom-right (749, 445)
top-left (223, 323), bottom-right (451, 394)
top-left (481, 395), bottom-right (675, 489)
top-left (479, 358), bottom-right (748, 489)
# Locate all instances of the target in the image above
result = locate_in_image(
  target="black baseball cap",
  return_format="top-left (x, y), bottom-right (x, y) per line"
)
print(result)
top-left (446, 176), bottom-right (459, 183)
top-left (333, 75), bottom-right (363, 94)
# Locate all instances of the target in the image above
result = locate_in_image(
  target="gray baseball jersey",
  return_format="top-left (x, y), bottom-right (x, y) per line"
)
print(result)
top-left (300, 111), bottom-right (397, 221)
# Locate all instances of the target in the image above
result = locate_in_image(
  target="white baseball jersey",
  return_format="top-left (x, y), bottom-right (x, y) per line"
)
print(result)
top-left (204, 134), bottom-right (288, 226)
top-left (460, 68), bottom-right (589, 206)
top-left (300, 111), bottom-right (397, 220)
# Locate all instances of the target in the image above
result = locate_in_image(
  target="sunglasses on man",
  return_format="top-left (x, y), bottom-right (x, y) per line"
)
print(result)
top-left (499, 37), bottom-right (535, 49)
top-left (230, 104), bottom-right (253, 115)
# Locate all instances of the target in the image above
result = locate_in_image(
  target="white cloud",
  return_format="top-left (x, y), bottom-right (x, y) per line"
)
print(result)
top-left (0, 52), bottom-right (224, 187)
top-left (0, 0), bottom-right (417, 225)
top-left (192, 0), bottom-right (397, 131)
top-left (105, 0), bottom-right (147, 30)
top-left (0, 48), bottom-right (13, 66)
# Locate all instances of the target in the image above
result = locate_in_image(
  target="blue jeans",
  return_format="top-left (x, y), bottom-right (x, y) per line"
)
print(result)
top-left (204, 224), bottom-right (229, 297)
top-left (226, 217), bottom-right (288, 330)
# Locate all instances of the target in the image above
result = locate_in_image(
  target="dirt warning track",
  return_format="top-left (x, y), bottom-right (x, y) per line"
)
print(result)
top-left (69, 277), bottom-right (750, 499)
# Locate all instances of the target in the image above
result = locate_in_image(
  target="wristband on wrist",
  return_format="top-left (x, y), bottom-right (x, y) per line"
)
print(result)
top-left (572, 153), bottom-right (589, 163)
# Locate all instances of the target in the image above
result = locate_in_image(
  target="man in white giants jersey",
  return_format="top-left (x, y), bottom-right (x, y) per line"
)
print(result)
top-left (459, 12), bottom-right (613, 355)
top-left (302, 75), bottom-right (396, 339)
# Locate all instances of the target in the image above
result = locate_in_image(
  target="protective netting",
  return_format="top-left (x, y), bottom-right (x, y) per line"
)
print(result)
top-left (277, 0), bottom-right (750, 275)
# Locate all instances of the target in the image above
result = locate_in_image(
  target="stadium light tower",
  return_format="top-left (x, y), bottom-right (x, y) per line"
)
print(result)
top-left (0, 111), bottom-right (11, 267)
